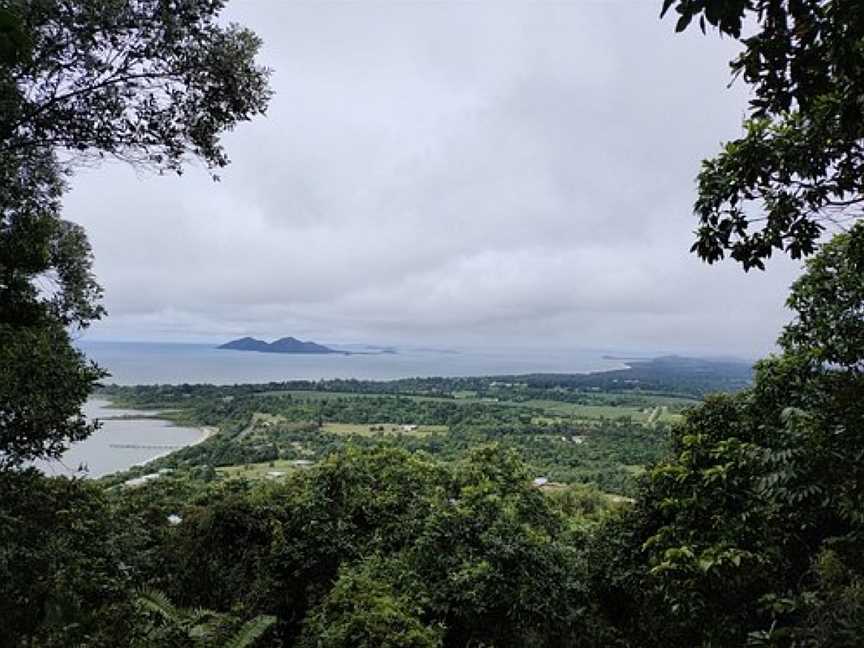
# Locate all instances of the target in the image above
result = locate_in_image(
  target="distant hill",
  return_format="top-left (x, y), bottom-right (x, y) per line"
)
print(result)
top-left (218, 336), bottom-right (343, 354)
top-left (501, 355), bottom-right (754, 398)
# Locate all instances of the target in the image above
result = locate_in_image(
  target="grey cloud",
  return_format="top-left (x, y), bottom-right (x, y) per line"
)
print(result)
top-left (64, 1), bottom-right (801, 357)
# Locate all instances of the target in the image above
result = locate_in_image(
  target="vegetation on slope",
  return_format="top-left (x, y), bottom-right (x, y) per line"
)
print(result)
top-left (99, 381), bottom-right (682, 495)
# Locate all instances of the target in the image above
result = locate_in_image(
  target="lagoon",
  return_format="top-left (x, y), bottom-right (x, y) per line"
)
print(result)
top-left (33, 399), bottom-right (204, 479)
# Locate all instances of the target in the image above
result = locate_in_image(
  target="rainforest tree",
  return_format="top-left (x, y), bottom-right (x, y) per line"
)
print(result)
top-left (662, 0), bottom-right (864, 269)
top-left (597, 225), bottom-right (864, 645)
top-left (0, 0), bottom-right (270, 466)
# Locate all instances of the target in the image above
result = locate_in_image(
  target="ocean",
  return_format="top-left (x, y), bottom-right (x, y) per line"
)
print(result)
top-left (78, 341), bottom-right (636, 385)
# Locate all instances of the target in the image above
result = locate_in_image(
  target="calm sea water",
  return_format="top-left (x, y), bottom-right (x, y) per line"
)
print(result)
top-left (78, 341), bottom-right (633, 385)
top-left (33, 399), bottom-right (203, 478)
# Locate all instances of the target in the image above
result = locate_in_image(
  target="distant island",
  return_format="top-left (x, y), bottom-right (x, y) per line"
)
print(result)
top-left (218, 336), bottom-right (346, 355)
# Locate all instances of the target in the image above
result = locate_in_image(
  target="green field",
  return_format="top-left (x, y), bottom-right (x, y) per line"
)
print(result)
top-left (258, 389), bottom-right (454, 403)
top-left (511, 399), bottom-right (685, 423)
top-left (216, 458), bottom-right (310, 480)
top-left (101, 378), bottom-right (697, 495)
top-left (321, 422), bottom-right (447, 437)
top-left (256, 389), bottom-right (694, 424)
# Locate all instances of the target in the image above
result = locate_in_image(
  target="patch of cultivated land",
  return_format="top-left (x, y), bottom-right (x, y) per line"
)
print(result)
top-left (518, 400), bottom-right (686, 423)
top-left (217, 459), bottom-right (310, 480)
top-left (321, 422), bottom-right (447, 437)
top-left (257, 390), bottom-right (455, 403)
top-left (254, 389), bottom-right (696, 422)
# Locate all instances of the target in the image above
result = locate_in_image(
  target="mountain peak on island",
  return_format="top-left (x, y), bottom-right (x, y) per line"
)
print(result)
top-left (218, 336), bottom-right (341, 354)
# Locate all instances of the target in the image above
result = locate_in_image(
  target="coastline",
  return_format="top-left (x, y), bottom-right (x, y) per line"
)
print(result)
top-left (135, 425), bottom-right (218, 467)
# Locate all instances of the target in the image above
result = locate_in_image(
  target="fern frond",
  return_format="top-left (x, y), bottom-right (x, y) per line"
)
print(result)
top-left (135, 587), bottom-right (186, 626)
top-left (223, 615), bottom-right (277, 648)
top-left (186, 606), bottom-right (216, 623)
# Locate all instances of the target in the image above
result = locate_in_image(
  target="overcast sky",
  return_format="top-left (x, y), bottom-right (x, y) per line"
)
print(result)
top-left (66, 1), bottom-right (802, 358)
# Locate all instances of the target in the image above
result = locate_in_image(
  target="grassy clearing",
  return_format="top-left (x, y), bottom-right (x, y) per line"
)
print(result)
top-left (581, 392), bottom-right (700, 408)
top-left (621, 464), bottom-right (648, 476)
top-left (518, 400), bottom-right (648, 420)
top-left (453, 390), bottom-right (478, 399)
top-left (216, 459), bottom-right (311, 480)
top-left (634, 393), bottom-right (701, 407)
top-left (515, 400), bottom-right (685, 423)
top-left (321, 422), bottom-right (447, 437)
top-left (256, 390), bottom-right (455, 403)
top-left (240, 389), bottom-right (697, 424)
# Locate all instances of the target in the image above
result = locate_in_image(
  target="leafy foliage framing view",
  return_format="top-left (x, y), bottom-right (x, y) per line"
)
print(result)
top-left (664, 0), bottom-right (864, 269)
top-left (2, 1), bottom-right (864, 647)
top-left (0, 0), bottom-right (270, 468)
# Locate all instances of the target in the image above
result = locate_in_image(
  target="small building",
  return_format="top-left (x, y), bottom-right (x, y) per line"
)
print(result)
top-left (532, 477), bottom-right (549, 487)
